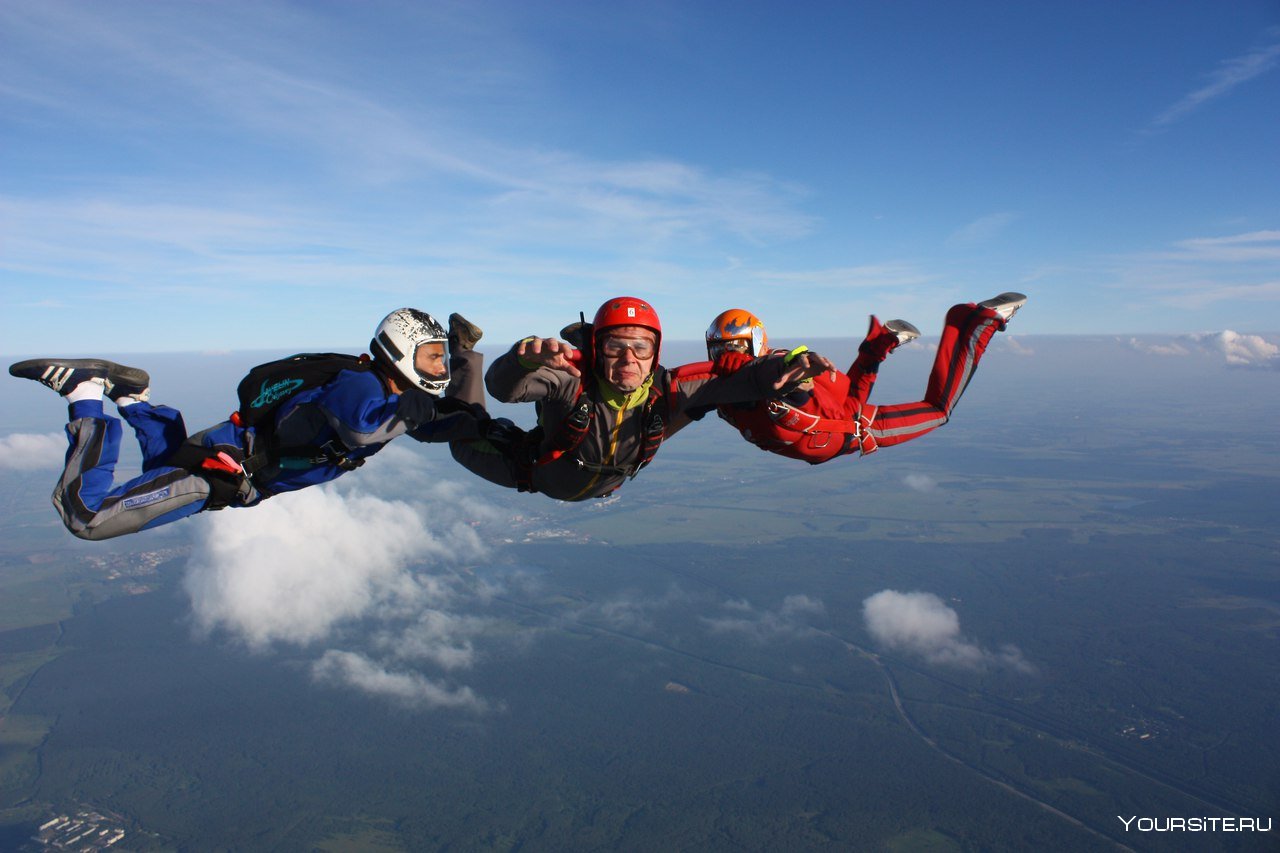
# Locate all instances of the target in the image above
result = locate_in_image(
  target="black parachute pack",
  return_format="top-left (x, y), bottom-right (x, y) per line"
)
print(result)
top-left (234, 352), bottom-right (376, 475)
top-left (161, 353), bottom-right (376, 508)
top-left (235, 352), bottom-right (371, 430)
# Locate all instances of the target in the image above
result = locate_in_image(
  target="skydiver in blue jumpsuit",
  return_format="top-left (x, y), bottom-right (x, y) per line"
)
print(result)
top-left (9, 309), bottom-right (492, 541)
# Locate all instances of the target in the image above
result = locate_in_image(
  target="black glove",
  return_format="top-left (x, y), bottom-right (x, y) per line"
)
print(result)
top-left (431, 395), bottom-right (487, 420)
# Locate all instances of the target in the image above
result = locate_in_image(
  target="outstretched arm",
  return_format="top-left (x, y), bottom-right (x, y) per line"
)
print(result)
top-left (773, 347), bottom-right (836, 389)
top-left (665, 349), bottom-right (836, 431)
top-left (513, 337), bottom-right (583, 378)
top-left (486, 337), bottom-right (584, 405)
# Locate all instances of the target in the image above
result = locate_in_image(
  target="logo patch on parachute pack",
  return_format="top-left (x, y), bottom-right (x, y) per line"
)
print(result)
top-left (234, 353), bottom-right (370, 431)
top-left (251, 378), bottom-right (306, 409)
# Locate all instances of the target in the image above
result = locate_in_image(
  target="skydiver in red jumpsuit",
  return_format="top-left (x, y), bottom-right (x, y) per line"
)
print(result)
top-left (703, 293), bottom-right (1027, 462)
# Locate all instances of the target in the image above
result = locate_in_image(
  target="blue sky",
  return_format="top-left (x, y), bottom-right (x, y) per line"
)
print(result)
top-left (2, 0), bottom-right (1278, 355)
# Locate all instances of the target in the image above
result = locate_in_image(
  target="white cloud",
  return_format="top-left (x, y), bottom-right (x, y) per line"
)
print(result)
top-left (1124, 332), bottom-right (1279, 367)
top-left (1001, 336), bottom-right (1035, 356)
top-left (903, 473), bottom-right (937, 493)
top-left (184, 486), bottom-right (463, 648)
top-left (584, 584), bottom-right (697, 633)
top-left (1150, 31), bottom-right (1280, 130)
top-left (0, 432), bottom-right (65, 470)
top-left (1182, 330), bottom-right (1280, 367)
top-left (1172, 230), bottom-right (1280, 263)
top-left (372, 609), bottom-right (492, 671)
top-left (1123, 337), bottom-right (1191, 357)
top-left (180, 478), bottom-right (513, 711)
top-left (862, 590), bottom-right (1034, 673)
top-left (702, 594), bottom-right (826, 643)
top-left (312, 650), bottom-right (488, 712)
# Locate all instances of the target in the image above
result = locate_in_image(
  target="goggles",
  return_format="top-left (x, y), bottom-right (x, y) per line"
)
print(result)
top-left (599, 336), bottom-right (655, 359)
top-left (707, 339), bottom-right (751, 359)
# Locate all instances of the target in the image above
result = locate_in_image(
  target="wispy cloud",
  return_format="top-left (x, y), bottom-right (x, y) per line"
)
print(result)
top-left (701, 594), bottom-right (826, 643)
top-left (1168, 231), bottom-right (1280, 263)
top-left (945, 212), bottom-right (1019, 247)
top-left (1123, 338), bottom-right (1192, 357)
top-left (748, 263), bottom-right (936, 289)
top-left (1149, 29), bottom-right (1280, 130)
top-left (312, 650), bottom-right (489, 712)
top-left (903, 473), bottom-right (937, 493)
top-left (0, 1), bottom-right (822, 352)
top-left (581, 584), bottom-right (698, 633)
top-left (1107, 231), bottom-right (1280, 313)
top-left (862, 590), bottom-right (1034, 673)
top-left (1001, 336), bottom-right (1036, 356)
top-left (0, 431), bottom-right (65, 470)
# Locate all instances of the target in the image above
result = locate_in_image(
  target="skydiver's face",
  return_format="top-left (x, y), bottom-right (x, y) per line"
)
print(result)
top-left (414, 342), bottom-right (448, 383)
top-left (598, 326), bottom-right (656, 394)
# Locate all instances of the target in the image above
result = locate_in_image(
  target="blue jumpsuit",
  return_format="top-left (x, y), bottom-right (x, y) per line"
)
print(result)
top-left (53, 369), bottom-right (471, 540)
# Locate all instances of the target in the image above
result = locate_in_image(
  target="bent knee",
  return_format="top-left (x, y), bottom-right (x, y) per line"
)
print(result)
top-left (68, 522), bottom-right (125, 542)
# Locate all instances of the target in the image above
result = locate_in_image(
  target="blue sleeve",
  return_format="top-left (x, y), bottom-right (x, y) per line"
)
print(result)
top-left (301, 369), bottom-right (430, 447)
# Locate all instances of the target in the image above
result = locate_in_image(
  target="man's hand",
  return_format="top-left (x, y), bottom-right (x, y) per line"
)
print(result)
top-left (516, 337), bottom-right (583, 377)
top-left (773, 348), bottom-right (836, 389)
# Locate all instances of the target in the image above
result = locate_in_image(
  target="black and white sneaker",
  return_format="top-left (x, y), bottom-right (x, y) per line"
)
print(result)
top-left (103, 364), bottom-right (151, 402)
top-left (977, 292), bottom-right (1028, 324)
top-left (9, 358), bottom-right (150, 398)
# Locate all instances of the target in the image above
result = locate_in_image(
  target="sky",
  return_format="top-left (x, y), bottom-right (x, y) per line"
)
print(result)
top-left (2, 0), bottom-right (1279, 356)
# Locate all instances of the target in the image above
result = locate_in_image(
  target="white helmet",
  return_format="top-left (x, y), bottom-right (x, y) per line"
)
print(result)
top-left (370, 308), bottom-right (450, 396)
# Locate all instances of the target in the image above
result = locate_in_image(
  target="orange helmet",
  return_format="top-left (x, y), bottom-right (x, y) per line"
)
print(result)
top-left (706, 309), bottom-right (768, 359)
top-left (591, 296), bottom-right (662, 362)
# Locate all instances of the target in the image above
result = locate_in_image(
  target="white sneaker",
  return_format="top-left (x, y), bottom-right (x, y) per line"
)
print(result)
top-left (883, 319), bottom-right (921, 346)
top-left (977, 292), bottom-right (1027, 323)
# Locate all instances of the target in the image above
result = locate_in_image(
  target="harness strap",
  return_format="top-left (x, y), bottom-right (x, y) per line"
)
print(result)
top-left (535, 394), bottom-right (591, 466)
top-left (275, 438), bottom-right (365, 471)
top-left (535, 375), bottom-right (668, 480)
top-left (161, 442), bottom-right (249, 510)
top-left (856, 406), bottom-right (878, 456)
top-left (767, 400), bottom-right (880, 456)
top-left (766, 400), bottom-right (855, 436)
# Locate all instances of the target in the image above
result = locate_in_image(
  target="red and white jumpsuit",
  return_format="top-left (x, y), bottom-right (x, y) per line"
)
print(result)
top-left (713, 302), bottom-right (1009, 463)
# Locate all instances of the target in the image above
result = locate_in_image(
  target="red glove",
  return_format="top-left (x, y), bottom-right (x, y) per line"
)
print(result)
top-left (712, 351), bottom-right (753, 375)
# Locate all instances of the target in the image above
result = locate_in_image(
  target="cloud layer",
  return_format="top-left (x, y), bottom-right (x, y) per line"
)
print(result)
top-left (1125, 330), bottom-right (1279, 367)
top-left (862, 590), bottom-right (1033, 673)
top-left (0, 431), bottom-right (66, 470)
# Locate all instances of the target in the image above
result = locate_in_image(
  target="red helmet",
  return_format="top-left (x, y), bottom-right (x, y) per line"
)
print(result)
top-left (706, 308), bottom-right (768, 359)
top-left (591, 296), bottom-right (662, 362)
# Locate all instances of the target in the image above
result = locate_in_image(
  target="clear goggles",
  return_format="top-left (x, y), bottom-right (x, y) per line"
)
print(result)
top-left (707, 338), bottom-right (752, 359)
top-left (599, 336), bottom-right (655, 359)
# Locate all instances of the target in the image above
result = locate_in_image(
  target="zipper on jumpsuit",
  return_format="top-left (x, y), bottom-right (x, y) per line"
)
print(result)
top-left (568, 403), bottom-right (626, 501)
